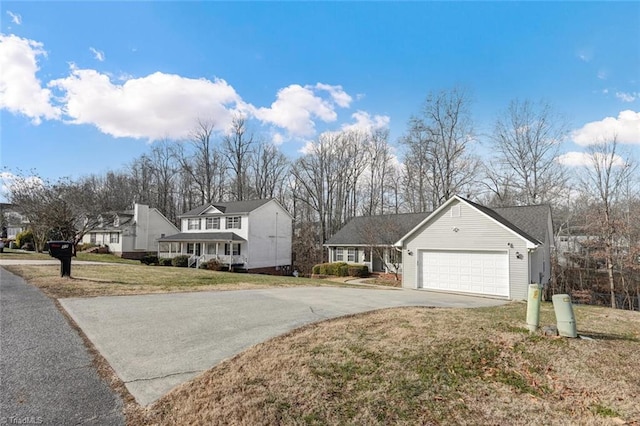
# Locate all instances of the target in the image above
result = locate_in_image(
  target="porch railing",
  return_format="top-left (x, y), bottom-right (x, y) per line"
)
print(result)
top-left (159, 252), bottom-right (244, 268)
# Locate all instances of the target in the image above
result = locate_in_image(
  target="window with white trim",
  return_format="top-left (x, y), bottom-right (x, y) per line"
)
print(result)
top-left (335, 247), bottom-right (344, 261)
top-left (347, 248), bottom-right (356, 262)
top-left (90, 233), bottom-right (96, 244)
top-left (187, 218), bottom-right (201, 230)
top-left (226, 216), bottom-right (241, 229)
top-left (110, 233), bottom-right (120, 244)
top-left (205, 217), bottom-right (220, 230)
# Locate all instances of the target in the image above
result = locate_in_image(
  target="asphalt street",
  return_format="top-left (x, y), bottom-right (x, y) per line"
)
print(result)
top-left (60, 286), bottom-right (506, 406)
top-left (0, 268), bottom-right (124, 425)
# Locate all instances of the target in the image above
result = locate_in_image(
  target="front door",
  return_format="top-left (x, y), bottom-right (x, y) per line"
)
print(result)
top-left (194, 243), bottom-right (201, 256)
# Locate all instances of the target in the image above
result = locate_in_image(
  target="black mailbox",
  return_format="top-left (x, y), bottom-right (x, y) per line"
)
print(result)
top-left (48, 241), bottom-right (73, 277)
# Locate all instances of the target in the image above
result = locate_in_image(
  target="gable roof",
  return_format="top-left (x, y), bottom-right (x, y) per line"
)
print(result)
top-left (492, 204), bottom-right (551, 244)
top-left (180, 199), bottom-right (272, 217)
top-left (325, 212), bottom-right (430, 246)
top-left (396, 196), bottom-right (549, 248)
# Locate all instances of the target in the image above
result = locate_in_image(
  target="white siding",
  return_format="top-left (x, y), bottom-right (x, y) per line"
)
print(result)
top-left (247, 201), bottom-right (292, 269)
top-left (402, 199), bottom-right (531, 300)
top-left (141, 207), bottom-right (179, 252)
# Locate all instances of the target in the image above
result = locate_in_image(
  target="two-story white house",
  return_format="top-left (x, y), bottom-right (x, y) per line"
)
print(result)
top-left (81, 204), bottom-right (179, 259)
top-left (157, 199), bottom-right (292, 273)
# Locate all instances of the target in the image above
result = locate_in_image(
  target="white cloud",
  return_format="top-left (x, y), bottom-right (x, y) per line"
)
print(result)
top-left (1, 34), bottom-right (369, 142)
top-left (314, 83), bottom-right (352, 108)
top-left (89, 47), bottom-right (105, 62)
top-left (571, 110), bottom-right (640, 146)
top-left (341, 110), bottom-right (390, 133)
top-left (615, 91), bottom-right (638, 103)
top-left (271, 132), bottom-right (284, 145)
top-left (597, 70), bottom-right (608, 80)
top-left (557, 151), bottom-right (626, 168)
top-left (49, 66), bottom-right (247, 140)
top-left (0, 34), bottom-right (60, 124)
top-left (6, 11), bottom-right (22, 25)
top-left (253, 84), bottom-right (349, 137)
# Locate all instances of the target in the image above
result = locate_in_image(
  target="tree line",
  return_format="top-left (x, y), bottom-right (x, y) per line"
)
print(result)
top-left (5, 88), bottom-right (639, 308)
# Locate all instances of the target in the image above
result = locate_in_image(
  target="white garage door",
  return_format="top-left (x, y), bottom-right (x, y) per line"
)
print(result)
top-left (420, 250), bottom-right (509, 297)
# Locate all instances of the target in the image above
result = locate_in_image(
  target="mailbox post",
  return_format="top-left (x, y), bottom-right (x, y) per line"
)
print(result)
top-left (48, 241), bottom-right (73, 277)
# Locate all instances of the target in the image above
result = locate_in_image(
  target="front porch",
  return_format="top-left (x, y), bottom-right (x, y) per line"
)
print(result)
top-left (158, 233), bottom-right (247, 269)
top-left (326, 245), bottom-right (403, 275)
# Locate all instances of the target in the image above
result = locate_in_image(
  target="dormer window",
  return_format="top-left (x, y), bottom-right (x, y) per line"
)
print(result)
top-left (114, 216), bottom-right (120, 227)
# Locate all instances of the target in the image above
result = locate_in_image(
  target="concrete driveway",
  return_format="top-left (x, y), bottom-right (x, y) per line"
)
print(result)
top-left (60, 287), bottom-right (506, 406)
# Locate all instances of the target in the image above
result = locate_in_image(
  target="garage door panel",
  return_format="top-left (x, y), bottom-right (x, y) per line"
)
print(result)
top-left (420, 250), bottom-right (509, 297)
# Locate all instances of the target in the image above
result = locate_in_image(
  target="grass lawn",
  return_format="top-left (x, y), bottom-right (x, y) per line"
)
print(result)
top-left (128, 303), bottom-right (640, 425)
top-left (3, 263), bottom-right (348, 298)
top-left (4, 258), bottom-right (638, 424)
top-left (0, 248), bottom-right (140, 264)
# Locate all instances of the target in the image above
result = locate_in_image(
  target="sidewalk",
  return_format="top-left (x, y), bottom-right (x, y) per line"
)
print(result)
top-left (0, 268), bottom-right (124, 425)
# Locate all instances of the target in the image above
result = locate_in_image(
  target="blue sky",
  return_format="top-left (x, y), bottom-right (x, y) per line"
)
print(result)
top-left (1, 1), bottom-right (639, 197)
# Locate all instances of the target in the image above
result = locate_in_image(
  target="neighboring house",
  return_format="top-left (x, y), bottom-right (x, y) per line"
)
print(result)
top-left (324, 213), bottom-right (429, 274)
top-left (0, 203), bottom-right (28, 240)
top-left (157, 199), bottom-right (292, 273)
top-left (396, 196), bottom-right (554, 300)
top-left (325, 195), bottom-right (554, 300)
top-left (81, 204), bottom-right (178, 259)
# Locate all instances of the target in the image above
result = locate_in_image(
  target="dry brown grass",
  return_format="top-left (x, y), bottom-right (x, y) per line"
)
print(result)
top-left (3, 264), bottom-right (349, 298)
top-left (129, 303), bottom-right (640, 426)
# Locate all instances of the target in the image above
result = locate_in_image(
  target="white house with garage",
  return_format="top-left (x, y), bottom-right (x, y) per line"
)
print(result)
top-left (157, 199), bottom-right (292, 273)
top-left (81, 204), bottom-right (179, 259)
top-left (325, 195), bottom-right (553, 300)
top-left (395, 196), bottom-right (554, 300)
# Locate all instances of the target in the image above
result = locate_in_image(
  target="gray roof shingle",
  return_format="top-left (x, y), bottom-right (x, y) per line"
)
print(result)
top-left (326, 198), bottom-right (552, 247)
top-left (492, 204), bottom-right (551, 244)
top-left (325, 212), bottom-right (430, 246)
top-left (180, 199), bottom-right (272, 217)
top-left (158, 232), bottom-right (246, 242)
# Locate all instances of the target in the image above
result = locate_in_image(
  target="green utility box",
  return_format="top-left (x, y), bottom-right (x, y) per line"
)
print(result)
top-left (552, 294), bottom-right (577, 338)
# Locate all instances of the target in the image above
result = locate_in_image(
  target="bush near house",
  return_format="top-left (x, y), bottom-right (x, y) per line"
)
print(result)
top-left (140, 254), bottom-right (159, 265)
top-left (160, 258), bottom-right (173, 266)
top-left (199, 259), bottom-right (224, 271)
top-left (171, 255), bottom-right (190, 268)
top-left (312, 262), bottom-right (369, 277)
top-left (15, 230), bottom-right (34, 249)
top-left (76, 243), bottom-right (98, 252)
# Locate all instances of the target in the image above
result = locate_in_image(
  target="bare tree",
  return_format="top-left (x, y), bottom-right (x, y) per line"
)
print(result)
top-left (250, 142), bottom-right (289, 200)
top-left (147, 140), bottom-right (179, 220)
top-left (401, 88), bottom-right (479, 211)
top-left (356, 215), bottom-right (405, 280)
top-left (7, 173), bottom-right (103, 253)
top-left (291, 131), bottom-right (366, 244)
top-left (361, 129), bottom-right (394, 216)
top-left (579, 137), bottom-right (636, 308)
top-left (223, 115), bottom-right (255, 201)
top-left (487, 99), bottom-right (568, 205)
top-left (178, 119), bottom-right (226, 204)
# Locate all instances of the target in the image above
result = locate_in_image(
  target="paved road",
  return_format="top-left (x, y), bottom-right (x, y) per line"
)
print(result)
top-left (0, 269), bottom-right (124, 425)
top-left (60, 287), bottom-right (506, 406)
